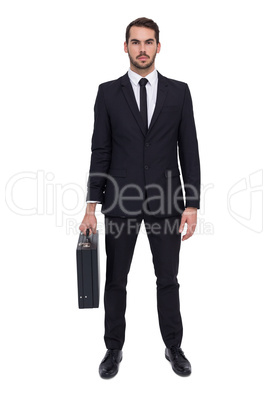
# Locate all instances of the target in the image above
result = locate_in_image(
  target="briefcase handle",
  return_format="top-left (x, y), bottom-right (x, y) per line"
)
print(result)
top-left (86, 228), bottom-right (91, 243)
top-left (78, 228), bottom-right (92, 248)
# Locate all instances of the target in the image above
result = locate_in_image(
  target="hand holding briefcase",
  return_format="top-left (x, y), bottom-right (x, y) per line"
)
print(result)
top-left (76, 229), bottom-right (100, 308)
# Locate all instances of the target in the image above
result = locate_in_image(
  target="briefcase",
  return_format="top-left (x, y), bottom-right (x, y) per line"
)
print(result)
top-left (76, 229), bottom-right (100, 308)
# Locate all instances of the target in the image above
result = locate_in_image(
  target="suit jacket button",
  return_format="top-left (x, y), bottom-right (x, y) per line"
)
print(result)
top-left (145, 142), bottom-right (150, 147)
top-left (144, 165), bottom-right (149, 170)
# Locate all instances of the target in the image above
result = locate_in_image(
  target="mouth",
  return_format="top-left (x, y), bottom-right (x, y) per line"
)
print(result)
top-left (137, 56), bottom-right (149, 61)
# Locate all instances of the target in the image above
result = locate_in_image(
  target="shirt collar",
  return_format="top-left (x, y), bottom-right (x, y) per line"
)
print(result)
top-left (128, 68), bottom-right (158, 87)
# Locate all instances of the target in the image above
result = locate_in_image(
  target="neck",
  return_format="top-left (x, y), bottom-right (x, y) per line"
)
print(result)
top-left (130, 64), bottom-right (155, 77)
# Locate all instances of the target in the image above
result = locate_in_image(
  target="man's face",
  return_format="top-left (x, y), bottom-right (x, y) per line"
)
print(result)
top-left (124, 26), bottom-right (161, 71)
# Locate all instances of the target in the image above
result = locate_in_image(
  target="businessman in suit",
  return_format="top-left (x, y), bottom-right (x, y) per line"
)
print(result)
top-left (79, 17), bottom-right (200, 379)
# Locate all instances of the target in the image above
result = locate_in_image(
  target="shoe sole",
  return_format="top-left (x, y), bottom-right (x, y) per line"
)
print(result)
top-left (165, 353), bottom-right (191, 377)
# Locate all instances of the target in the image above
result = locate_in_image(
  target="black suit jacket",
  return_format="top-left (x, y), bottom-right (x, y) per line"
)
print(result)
top-left (86, 71), bottom-right (201, 217)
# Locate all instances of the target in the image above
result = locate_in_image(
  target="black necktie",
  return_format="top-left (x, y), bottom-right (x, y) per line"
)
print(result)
top-left (139, 78), bottom-right (148, 132)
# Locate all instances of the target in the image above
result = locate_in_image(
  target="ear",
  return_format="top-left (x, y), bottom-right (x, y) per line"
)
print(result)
top-left (157, 42), bottom-right (161, 54)
top-left (124, 41), bottom-right (128, 53)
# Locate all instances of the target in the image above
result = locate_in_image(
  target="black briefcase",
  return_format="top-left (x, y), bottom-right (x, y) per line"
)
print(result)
top-left (76, 229), bottom-right (100, 308)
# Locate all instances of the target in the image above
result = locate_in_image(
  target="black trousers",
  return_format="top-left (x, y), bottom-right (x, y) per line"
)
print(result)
top-left (103, 212), bottom-right (183, 350)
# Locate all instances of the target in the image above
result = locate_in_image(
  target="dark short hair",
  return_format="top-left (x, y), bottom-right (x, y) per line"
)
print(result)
top-left (125, 17), bottom-right (160, 44)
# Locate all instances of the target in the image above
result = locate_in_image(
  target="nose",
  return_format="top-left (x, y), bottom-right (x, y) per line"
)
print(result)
top-left (140, 43), bottom-right (145, 53)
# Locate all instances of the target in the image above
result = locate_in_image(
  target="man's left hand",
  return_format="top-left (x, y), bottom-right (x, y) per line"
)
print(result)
top-left (179, 207), bottom-right (198, 241)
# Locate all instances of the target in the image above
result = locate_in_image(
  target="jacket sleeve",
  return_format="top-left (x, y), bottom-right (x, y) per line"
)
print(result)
top-left (86, 84), bottom-right (112, 203)
top-left (177, 84), bottom-right (201, 209)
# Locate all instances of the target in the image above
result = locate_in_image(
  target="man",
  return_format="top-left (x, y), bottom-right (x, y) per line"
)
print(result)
top-left (79, 17), bottom-right (201, 379)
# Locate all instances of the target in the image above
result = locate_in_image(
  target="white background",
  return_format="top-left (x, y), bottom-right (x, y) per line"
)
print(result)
top-left (1, 0), bottom-right (267, 400)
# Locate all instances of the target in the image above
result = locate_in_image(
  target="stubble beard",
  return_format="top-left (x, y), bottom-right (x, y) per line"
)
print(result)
top-left (128, 50), bottom-right (157, 71)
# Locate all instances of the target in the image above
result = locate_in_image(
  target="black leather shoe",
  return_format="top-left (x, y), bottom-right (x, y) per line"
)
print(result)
top-left (165, 345), bottom-right (191, 377)
top-left (99, 349), bottom-right (123, 379)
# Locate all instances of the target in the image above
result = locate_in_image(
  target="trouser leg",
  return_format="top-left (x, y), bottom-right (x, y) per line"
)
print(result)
top-left (104, 215), bottom-right (142, 350)
top-left (144, 214), bottom-right (183, 348)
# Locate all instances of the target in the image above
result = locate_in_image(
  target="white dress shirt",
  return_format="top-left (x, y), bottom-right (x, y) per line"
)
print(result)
top-left (87, 69), bottom-right (158, 204)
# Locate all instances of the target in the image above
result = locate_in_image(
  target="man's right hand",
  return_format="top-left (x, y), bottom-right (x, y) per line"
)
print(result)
top-left (79, 203), bottom-right (97, 235)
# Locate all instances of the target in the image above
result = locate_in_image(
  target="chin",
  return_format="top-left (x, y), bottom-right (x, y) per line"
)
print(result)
top-left (137, 61), bottom-right (152, 69)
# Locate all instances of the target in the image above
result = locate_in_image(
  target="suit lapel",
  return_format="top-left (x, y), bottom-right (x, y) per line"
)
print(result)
top-left (120, 71), bottom-right (169, 137)
top-left (148, 71), bottom-right (168, 133)
top-left (120, 73), bottom-right (147, 136)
